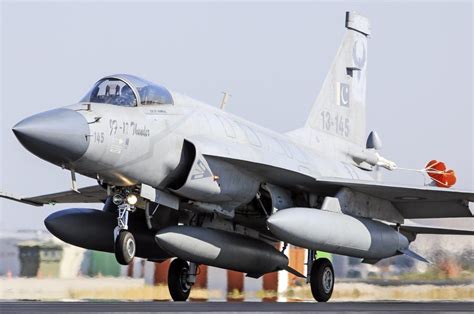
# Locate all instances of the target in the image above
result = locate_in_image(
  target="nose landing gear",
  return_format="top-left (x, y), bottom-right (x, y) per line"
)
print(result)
top-left (113, 194), bottom-right (137, 265)
top-left (115, 228), bottom-right (135, 265)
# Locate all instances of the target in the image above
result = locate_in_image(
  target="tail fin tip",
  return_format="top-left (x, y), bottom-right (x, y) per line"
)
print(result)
top-left (345, 11), bottom-right (371, 36)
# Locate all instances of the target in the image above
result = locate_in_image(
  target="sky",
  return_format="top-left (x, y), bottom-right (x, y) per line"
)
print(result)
top-left (0, 1), bottom-right (472, 231)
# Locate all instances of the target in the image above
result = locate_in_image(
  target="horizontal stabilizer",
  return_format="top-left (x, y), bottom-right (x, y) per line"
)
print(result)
top-left (283, 265), bottom-right (306, 279)
top-left (399, 248), bottom-right (430, 264)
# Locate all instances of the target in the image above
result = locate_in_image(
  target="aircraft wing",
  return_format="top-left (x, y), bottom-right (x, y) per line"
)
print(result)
top-left (0, 185), bottom-right (107, 207)
top-left (198, 152), bottom-right (473, 219)
top-left (315, 177), bottom-right (474, 219)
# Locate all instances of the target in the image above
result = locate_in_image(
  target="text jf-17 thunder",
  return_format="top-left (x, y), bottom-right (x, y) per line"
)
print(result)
top-left (2, 12), bottom-right (473, 302)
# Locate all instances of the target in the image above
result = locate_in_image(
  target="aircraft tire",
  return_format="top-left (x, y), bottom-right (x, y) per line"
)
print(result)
top-left (114, 230), bottom-right (135, 265)
top-left (310, 258), bottom-right (334, 302)
top-left (168, 259), bottom-right (192, 301)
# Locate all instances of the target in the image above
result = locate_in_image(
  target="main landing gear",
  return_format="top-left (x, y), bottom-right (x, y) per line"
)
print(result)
top-left (168, 259), bottom-right (198, 301)
top-left (113, 194), bottom-right (137, 265)
top-left (307, 249), bottom-right (335, 302)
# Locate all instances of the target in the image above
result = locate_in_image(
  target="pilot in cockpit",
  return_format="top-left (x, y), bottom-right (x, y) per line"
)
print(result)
top-left (80, 75), bottom-right (172, 107)
top-left (114, 84), bottom-right (135, 106)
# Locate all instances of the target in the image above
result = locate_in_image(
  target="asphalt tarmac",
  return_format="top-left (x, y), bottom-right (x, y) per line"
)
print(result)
top-left (1, 301), bottom-right (473, 313)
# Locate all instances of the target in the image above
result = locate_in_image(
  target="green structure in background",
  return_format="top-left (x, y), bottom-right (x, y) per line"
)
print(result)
top-left (88, 251), bottom-right (121, 277)
top-left (17, 240), bottom-right (63, 277)
top-left (317, 251), bottom-right (333, 261)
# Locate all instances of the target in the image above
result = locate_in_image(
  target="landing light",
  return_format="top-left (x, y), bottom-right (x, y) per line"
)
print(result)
top-left (126, 194), bottom-right (138, 205)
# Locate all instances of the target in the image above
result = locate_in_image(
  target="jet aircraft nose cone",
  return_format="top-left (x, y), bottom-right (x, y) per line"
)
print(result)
top-left (12, 108), bottom-right (90, 165)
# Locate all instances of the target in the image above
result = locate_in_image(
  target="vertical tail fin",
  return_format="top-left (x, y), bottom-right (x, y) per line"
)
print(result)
top-left (305, 12), bottom-right (370, 147)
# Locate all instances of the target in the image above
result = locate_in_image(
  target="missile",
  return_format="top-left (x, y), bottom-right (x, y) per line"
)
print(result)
top-left (267, 207), bottom-right (409, 260)
top-left (155, 226), bottom-right (302, 277)
top-left (45, 208), bottom-right (171, 261)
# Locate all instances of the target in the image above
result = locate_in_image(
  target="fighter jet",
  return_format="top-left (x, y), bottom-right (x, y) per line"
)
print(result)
top-left (1, 12), bottom-right (473, 302)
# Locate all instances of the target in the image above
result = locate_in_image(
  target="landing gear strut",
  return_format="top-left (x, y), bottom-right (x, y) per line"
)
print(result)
top-left (113, 196), bottom-right (136, 265)
top-left (168, 259), bottom-right (197, 301)
top-left (307, 250), bottom-right (334, 302)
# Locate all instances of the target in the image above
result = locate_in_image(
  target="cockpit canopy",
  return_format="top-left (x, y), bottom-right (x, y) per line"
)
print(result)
top-left (80, 74), bottom-right (173, 107)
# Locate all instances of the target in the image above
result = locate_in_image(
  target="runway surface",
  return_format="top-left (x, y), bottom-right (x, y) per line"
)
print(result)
top-left (1, 301), bottom-right (473, 313)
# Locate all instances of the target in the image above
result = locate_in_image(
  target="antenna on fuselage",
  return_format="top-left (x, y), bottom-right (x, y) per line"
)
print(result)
top-left (220, 92), bottom-right (231, 110)
top-left (70, 169), bottom-right (79, 193)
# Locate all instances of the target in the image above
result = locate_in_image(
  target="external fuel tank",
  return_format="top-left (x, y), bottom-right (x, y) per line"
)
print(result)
top-left (267, 207), bottom-right (409, 260)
